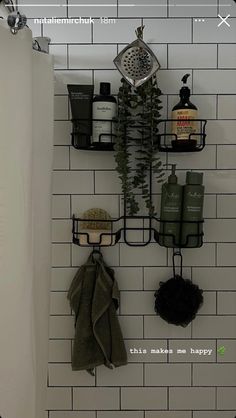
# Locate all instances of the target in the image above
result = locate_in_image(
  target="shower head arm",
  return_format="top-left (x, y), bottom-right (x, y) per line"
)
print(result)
top-left (135, 25), bottom-right (145, 40)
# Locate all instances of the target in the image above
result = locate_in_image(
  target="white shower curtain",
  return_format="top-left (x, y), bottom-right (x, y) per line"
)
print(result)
top-left (0, 20), bottom-right (54, 418)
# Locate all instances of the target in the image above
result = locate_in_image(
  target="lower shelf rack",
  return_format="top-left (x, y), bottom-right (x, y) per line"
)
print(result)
top-left (72, 215), bottom-right (204, 249)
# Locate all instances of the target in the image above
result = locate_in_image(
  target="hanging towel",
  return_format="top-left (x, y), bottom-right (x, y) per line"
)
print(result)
top-left (67, 252), bottom-right (127, 375)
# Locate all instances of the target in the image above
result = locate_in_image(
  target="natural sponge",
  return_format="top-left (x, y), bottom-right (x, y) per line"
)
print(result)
top-left (80, 208), bottom-right (112, 230)
top-left (80, 208), bottom-right (113, 246)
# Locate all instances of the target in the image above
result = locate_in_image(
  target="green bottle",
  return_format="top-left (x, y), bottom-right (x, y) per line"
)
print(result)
top-left (159, 165), bottom-right (183, 247)
top-left (181, 171), bottom-right (204, 247)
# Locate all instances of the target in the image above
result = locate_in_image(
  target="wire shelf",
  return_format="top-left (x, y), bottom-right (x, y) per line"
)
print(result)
top-left (72, 215), bottom-right (204, 249)
top-left (71, 118), bottom-right (117, 151)
top-left (157, 119), bottom-right (207, 152)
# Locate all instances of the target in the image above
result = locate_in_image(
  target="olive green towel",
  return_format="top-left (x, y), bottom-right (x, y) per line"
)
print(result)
top-left (67, 252), bottom-right (127, 375)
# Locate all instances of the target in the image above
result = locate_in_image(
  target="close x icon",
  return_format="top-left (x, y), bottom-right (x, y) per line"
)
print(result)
top-left (218, 14), bottom-right (231, 27)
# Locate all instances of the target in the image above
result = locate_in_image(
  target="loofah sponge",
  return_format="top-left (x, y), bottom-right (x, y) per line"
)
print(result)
top-left (80, 208), bottom-right (112, 230)
top-left (154, 275), bottom-right (203, 327)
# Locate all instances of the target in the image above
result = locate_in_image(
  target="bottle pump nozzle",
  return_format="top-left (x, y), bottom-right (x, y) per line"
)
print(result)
top-left (168, 164), bottom-right (177, 184)
top-left (180, 74), bottom-right (191, 98)
top-left (171, 164), bottom-right (176, 175)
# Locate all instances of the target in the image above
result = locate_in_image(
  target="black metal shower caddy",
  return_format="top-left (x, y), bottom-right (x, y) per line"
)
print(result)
top-left (72, 118), bottom-right (204, 248)
top-left (70, 111), bottom-right (206, 249)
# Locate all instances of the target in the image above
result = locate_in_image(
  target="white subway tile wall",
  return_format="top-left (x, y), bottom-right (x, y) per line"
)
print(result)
top-left (22, 0), bottom-right (236, 415)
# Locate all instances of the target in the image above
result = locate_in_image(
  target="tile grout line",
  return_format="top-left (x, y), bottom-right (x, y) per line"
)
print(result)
top-left (191, 362), bottom-right (193, 387)
top-left (71, 386), bottom-right (73, 410)
top-left (191, 17), bottom-right (193, 44)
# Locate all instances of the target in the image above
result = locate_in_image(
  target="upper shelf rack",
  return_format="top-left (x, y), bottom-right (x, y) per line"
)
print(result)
top-left (71, 118), bottom-right (116, 151)
top-left (157, 119), bottom-right (207, 152)
top-left (70, 117), bottom-right (207, 152)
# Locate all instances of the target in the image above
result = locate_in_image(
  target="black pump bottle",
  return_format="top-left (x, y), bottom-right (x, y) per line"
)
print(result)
top-left (92, 82), bottom-right (117, 147)
top-left (171, 74), bottom-right (198, 151)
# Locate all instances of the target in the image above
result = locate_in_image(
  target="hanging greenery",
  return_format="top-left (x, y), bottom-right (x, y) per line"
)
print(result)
top-left (133, 73), bottom-right (165, 215)
top-left (114, 74), bottom-right (164, 216)
top-left (114, 78), bottom-right (140, 216)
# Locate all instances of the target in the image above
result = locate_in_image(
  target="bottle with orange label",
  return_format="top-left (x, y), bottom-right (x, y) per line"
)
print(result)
top-left (171, 74), bottom-right (198, 151)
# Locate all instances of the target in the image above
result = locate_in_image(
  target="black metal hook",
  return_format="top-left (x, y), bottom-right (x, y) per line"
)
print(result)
top-left (91, 248), bottom-right (101, 255)
top-left (90, 247), bottom-right (102, 263)
top-left (91, 247), bottom-right (102, 257)
top-left (172, 249), bottom-right (183, 278)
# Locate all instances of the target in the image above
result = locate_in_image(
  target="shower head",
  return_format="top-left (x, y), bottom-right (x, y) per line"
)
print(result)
top-left (7, 11), bottom-right (27, 34)
top-left (113, 25), bottom-right (161, 88)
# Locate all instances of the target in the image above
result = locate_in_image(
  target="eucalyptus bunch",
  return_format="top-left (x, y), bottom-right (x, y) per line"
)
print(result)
top-left (133, 74), bottom-right (165, 215)
top-left (114, 75), bottom-right (164, 216)
top-left (114, 78), bottom-right (139, 215)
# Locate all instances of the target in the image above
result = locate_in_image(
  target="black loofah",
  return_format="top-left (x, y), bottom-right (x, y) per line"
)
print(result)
top-left (154, 275), bottom-right (204, 327)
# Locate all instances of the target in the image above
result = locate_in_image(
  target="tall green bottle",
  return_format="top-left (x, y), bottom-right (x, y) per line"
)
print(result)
top-left (181, 171), bottom-right (204, 247)
top-left (159, 165), bottom-right (183, 247)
